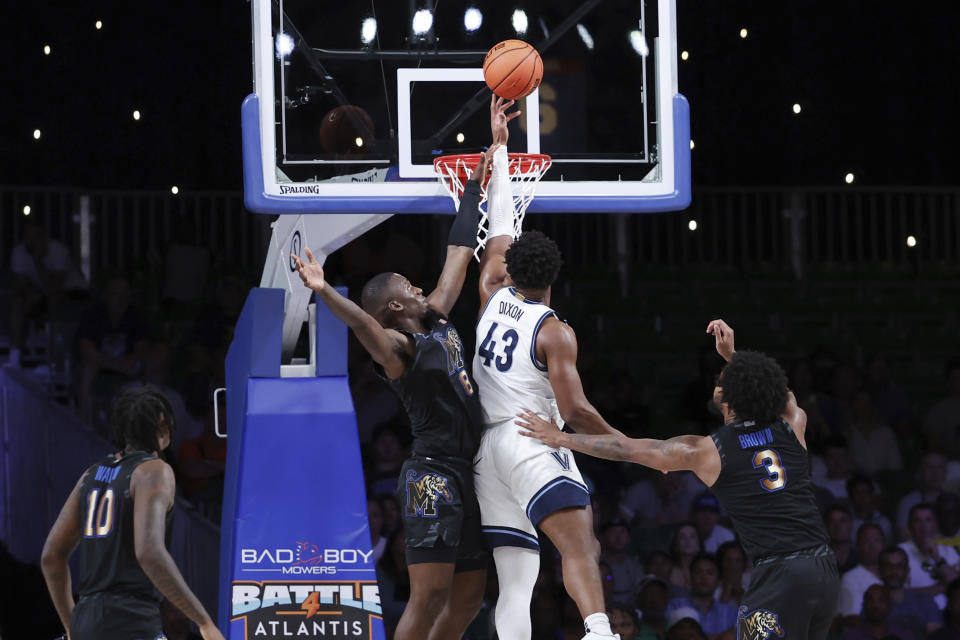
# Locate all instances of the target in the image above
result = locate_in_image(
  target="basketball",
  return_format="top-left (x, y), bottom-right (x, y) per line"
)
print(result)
top-left (483, 39), bottom-right (543, 101)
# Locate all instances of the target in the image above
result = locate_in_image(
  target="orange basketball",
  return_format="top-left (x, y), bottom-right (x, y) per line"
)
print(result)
top-left (483, 39), bottom-right (543, 101)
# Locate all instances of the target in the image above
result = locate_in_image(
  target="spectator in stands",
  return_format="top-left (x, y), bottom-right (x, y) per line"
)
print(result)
top-left (788, 358), bottom-right (831, 450)
top-left (364, 423), bottom-right (408, 496)
top-left (846, 389), bottom-right (903, 476)
top-left (378, 494), bottom-right (401, 538)
top-left (666, 554), bottom-right (736, 640)
top-left (6, 221), bottom-right (87, 368)
top-left (864, 354), bottom-right (911, 434)
top-left (848, 475), bottom-right (894, 543)
top-left (899, 503), bottom-right (960, 609)
top-left (939, 494), bottom-right (960, 551)
top-left (714, 541), bottom-right (748, 607)
top-left (376, 529), bottom-right (409, 635)
top-left (879, 546), bottom-right (941, 638)
top-left (666, 613), bottom-right (709, 640)
top-left (368, 496), bottom-right (386, 564)
top-left (76, 274), bottom-right (150, 425)
top-left (928, 579), bottom-right (960, 640)
top-left (620, 471), bottom-right (705, 526)
top-left (838, 523), bottom-right (885, 622)
top-left (599, 560), bottom-right (616, 604)
top-left (531, 590), bottom-right (563, 639)
top-left (821, 363), bottom-right (862, 434)
top-left (600, 519), bottom-right (645, 604)
top-left (843, 584), bottom-right (916, 640)
top-left (608, 602), bottom-right (641, 640)
top-left (177, 403), bottom-right (227, 520)
top-left (645, 550), bottom-right (680, 596)
top-left (896, 453), bottom-right (947, 539)
top-left (690, 492), bottom-right (734, 553)
top-left (668, 524), bottom-right (704, 592)
top-left (923, 359), bottom-right (960, 455)
top-left (826, 505), bottom-right (859, 572)
top-left (812, 436), bottom-right (855, 500)
top-left (635, 575), bottom-right (670, 640)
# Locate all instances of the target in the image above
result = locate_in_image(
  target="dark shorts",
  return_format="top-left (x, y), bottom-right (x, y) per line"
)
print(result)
top-left (398, 456), bottom-right (487, 572)
top-left (71, 592), bottom-right (166, 640)
top-left (738, 545), bottom-right (840, 640)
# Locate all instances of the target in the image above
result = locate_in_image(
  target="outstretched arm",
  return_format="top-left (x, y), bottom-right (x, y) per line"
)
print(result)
top-left (539, 319), bottom-right (618, 435)
top-left (132, 461), bottom-right (224, 640)
top-left (293, 248), bottom-right (411, 379)
top-left (41, 473), bottom-right (87, 635)
top-left (517, 410), bottom-right (719, 479)
top-left (426, 149), bottom-right (494, 315)
top-left (478, 95), bottom-right (521, 310)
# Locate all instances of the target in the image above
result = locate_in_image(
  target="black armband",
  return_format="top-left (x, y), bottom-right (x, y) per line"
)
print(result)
top-left (446, 180), bottom-right (483, 248)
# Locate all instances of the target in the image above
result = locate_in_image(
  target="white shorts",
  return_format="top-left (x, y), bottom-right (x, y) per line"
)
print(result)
top-left (473, 419), bottom-right (590, 552)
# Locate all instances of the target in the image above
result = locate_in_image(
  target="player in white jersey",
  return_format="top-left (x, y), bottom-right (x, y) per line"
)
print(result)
top-left (472, 96), bottom-right (620, 640)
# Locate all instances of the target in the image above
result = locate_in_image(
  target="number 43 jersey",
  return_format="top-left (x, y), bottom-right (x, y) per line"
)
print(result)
top-left (473, 287), bottom-right (561, 428)
top-left (710, 418), bottom-right (829, 561)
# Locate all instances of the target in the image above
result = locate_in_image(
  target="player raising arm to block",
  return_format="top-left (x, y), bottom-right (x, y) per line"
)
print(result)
top-left (472, 95), bottom-right (620, 640)
top-left (41, 386), bottom-right (224, 640)
top-left (518, 319), bottom-right (841, 640)
top-left (291, 145), bottom-right (496, 640)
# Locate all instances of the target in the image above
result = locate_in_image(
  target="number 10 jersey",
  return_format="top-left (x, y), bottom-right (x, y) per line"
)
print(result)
top-left (473, 287), bottom-right (561, 428)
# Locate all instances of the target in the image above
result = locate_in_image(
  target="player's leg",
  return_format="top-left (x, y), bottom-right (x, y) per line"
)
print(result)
top-left (802, 553), bottom-right (841, 640)
top-left (737, 560), bottom-right (796, 640)
top-left (395, 560), bottom-right (457, 640)
top-left (427, 567), bottom-right (486, 640)
top-left (492, 545), bottom-right (541, 639)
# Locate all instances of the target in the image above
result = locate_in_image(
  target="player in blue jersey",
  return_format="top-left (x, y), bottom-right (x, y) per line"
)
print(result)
top-left (518, 320), bottom-right (840, 640)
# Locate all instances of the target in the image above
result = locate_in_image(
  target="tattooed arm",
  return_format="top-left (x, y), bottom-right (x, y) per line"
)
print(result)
top-left (516, 410), bottom-right (720, 480)
top-left (132, 460), bottom-right (225, 640)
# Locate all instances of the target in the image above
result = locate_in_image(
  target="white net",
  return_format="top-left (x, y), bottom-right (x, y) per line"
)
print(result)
top-left (434, 153), bottom-right (552, 259)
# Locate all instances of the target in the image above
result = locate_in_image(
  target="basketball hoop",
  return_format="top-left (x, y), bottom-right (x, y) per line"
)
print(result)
top-left (434, 152), bottom-right (551, 258)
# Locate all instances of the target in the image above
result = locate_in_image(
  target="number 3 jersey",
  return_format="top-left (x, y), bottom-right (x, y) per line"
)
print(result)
top-left (473, 287), bottom-right (561, 427)
top-left (710, 418), bottom-right (828, 561)
top-left (76, 451), bottom-right (172, 601)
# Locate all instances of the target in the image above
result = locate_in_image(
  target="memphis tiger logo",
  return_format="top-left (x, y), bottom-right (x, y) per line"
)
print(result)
top-left (738, 606), bottom-right (783, 640)
top-left (405, 470), bottom-right (453, 518)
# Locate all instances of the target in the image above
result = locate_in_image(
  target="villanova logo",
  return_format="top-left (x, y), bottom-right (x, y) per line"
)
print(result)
top-left (405, 470), bottom-right (454, 518)
top-left (738, 606), bottom-right (783, 640)
top-left (550, 451), bottom-right (571, 471)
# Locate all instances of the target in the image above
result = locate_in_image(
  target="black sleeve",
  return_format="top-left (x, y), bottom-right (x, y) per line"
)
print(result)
top-left (446, 180), bottom-right (483, 248)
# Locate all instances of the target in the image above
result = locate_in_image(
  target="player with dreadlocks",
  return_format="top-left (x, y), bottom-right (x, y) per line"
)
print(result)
top-left (471, 96), bottom-right (622, 640)
top-left (41, 385), bottom-right (224, 640)
top-left (518, 320), bottom-right (840, 640)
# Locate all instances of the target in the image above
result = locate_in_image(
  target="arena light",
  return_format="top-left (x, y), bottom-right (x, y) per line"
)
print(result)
top-left (511, 9), bottom-right (528, 36)
top-left (456, 132), bottom-right (465, 143)
top-left (354, 137), bottom-right (364, 148)
top-left (133, 110), bottom-right (141, 121)
top-left (690, 139), bottom-right (695, 150)
top-left (361, 18), bottom-right (377, 44)
top-left (906, 235), bottom-right (918, 247)
top-left (739, 27), bottom-right (748, 39)
top-left (576, 24), bottom-right (594, 51)
top-left (276, 32), bottom-right (295, 58)
top-left (629, 30), bottom-right (649, 56)
top-left (23, 205), bottom-right (31, 216)
top-left (688, 219), bottom-right (698, 231)
top-left (43, 44), bottom-right (51, 55)
top-left (792, 103), bottom-right (802, 114)
top-left (95, 20), bottom-right (103, 30)
top-left (33, 129), bottom-right (41, 140)
top-left (844, 172), bottom-right (855, 184)
top-left (412, 9), bottom-right (434, 35)
top-left (464, 7), bottom-right (483, 32)
top-left (681, 50), bottom-right (690, 61)
top-left (171, 185), bottom-right (180, 195)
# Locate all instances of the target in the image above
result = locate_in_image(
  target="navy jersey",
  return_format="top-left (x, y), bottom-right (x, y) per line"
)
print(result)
top-left (710, 418), bottom-right (828, 561)
top-left (76, 451), bottom-right (172, 601)
top-left (380, 321), bottom-right (483, 460)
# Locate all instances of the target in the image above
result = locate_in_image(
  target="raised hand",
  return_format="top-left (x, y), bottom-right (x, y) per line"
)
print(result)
top-left (490, 95), bottom-right (521, 147)
top-left (469, 145), bottom-right (497, 183)
top-left (291, 247), bottom-right (326, 293)
top-left (516, 409), bottom-right (564, 448)
top-left (706, 319), bottom-right (735, 362)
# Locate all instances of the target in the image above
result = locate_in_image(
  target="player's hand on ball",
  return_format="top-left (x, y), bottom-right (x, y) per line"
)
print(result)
top-left (516, 409), bottom-right (563, 448)
top-left (291, 247), bottom-right (326, 293)
top-left (490, 95), bottom-right (521, 147)
top-left (706, 318), bottom-right (735, 362)
top-left (199, 621), bottom-right (226, 640)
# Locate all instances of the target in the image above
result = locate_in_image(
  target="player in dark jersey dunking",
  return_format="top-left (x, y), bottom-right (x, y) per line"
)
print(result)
top-left (517, 319), bottom-right (840, 640)
top-left (291, 122), bottom-right (505, 639)
top-left (41, 386), bottom-right (224, 640)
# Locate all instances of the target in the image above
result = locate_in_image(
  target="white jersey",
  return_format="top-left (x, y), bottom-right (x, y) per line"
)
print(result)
top-left (472, 286), bottom-right (560, 426)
